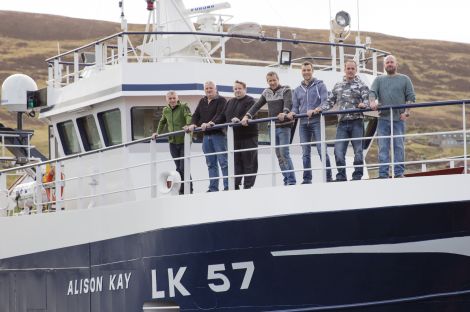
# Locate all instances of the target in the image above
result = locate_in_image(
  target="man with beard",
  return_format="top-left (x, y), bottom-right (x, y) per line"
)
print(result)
top-left (209, 80), bottom-right (258, 190)
top-left (369, 55), bottom-right (416, 178)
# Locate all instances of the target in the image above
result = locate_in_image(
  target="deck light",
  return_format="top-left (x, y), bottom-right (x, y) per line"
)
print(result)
top-left (335, 11), bottom-right (351, 28)
top-left (280, 50), bottom-right (292, 66)
top-left (330, 10), bottom-right (351, 41)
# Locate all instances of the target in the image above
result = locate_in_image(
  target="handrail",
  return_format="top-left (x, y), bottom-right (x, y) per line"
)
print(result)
top-left (322, 99), bottom-right (470, 116)
top-left (0, 99), bottom-right (468, 175)
top-left (45, 30), bottom-right (389, 62)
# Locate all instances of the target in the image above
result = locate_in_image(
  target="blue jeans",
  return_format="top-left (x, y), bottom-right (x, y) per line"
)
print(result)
top-left (334, 119), bottom-right (364, 181)
top-left (377, 119), bottom-right (405, 177)
top-left (299, 120), bottom-right (332, 183)
top-left (275, 127), bottom-right (296, 185)
top-left (202, 133), bottom-right (228, 191)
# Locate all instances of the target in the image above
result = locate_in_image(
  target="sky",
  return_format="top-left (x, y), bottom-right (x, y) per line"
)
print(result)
top-left (1, 0), bottom-right (469, 44)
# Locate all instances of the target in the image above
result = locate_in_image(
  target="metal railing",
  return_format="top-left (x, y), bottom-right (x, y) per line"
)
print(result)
top-left (0, 100), bottom-right (468, 216)
top-left (45, 30), bottom-right (390, 87)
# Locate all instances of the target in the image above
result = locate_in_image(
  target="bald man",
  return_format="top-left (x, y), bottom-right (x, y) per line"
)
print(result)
top-left (369, 55), bottom-right (416, 178)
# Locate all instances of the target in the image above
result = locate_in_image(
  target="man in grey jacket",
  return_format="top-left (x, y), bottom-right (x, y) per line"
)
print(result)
top-left (241, 71), bottom-right (296, 185)
top-left (288, 62), bottom-right (332, 183)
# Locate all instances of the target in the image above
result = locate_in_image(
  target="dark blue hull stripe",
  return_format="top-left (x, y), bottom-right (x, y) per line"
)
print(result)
top-left (1, 200), bottom-right (470, 311)
top-left (122, 83), bottom-right (265, 94)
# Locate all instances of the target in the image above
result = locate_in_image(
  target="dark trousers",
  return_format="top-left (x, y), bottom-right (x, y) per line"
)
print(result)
top-left (234, 136), bottom-right (258, 189)
top-left (169, 143), bottom-right (193, 194)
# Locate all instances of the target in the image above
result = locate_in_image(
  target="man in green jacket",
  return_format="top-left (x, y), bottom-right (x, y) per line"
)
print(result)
top-left (152, 91), bottom-right (193, 194)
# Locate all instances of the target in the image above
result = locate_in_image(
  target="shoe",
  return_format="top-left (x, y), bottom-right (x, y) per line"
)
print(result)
top-left (206, 189), bottom-right (218, 193)
top-left (376, 176), bottom-right (389, 179)
top-left (394, 175), bottom-right (405, 178)
top-left (301, 181), bottom-right (312, 185)
top-left (332, 179), bottom-right (347, 182)
top-left (351, 177), bottom-right (362, 181)
top-left (327, 178), bottom-right (333, 183)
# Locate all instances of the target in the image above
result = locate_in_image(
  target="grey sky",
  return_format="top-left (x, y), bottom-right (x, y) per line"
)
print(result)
top-left (1, 0), bottom-right (469, 44)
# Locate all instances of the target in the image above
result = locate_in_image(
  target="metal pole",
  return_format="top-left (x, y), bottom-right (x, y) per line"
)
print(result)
top-left (35, 165), bottom-right (42, 214)
top-left (150, 138), bottom-right (157, 198)
top-left (390, 107), bottom-right (394, 178)
top-left (320, 114), bottom-right (327, 183)
top-left (372, 51), bottom-right (378, 76)
top-left (227, 126), bottom-right (235, 190)
top-left (463, 102), bottom-right (468, 174)
top-left (55, 162), bottom-right (63, 211)
top-left (270, 121), bottom-right (277, 186)
top-left (183, 132), bottom-right (192, 194)
top-left (73, 52), bottom-right (79, 82)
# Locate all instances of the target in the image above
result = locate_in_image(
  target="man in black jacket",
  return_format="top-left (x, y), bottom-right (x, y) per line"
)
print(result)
top-left (210, 80), bottom-right (258, 189)
top-left (185, 81), bottom-right (227, 192)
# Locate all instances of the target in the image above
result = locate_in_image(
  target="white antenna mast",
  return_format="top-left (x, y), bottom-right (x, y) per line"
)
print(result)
top-left (356, 0), bottom-right (360, 40)
top-left (119, 0), bottom-right (128, 31)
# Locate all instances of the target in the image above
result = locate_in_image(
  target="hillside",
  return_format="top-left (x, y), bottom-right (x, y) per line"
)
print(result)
top-left (0, 11), bottom-right (469, 164)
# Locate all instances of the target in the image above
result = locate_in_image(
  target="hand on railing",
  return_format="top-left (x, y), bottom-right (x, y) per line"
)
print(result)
top-left (241, 116), bottom-right (250, 127)
top-left (184, 124), bottom-right (196, 133)
top-left (151, 132), bottom-right (158, 140)
top-left (369, 99), bottom-right (378, 111)
top-left (277, 113), bottom-right (288, 122)
top-left (231, 117), bottom-right (240, 123)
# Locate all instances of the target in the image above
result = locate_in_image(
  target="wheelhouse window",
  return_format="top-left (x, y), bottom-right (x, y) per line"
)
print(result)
top-left (131, 107), bottom-right (166, 141)
top-left (57, 120), bottom-right (81, 155)
top-left (98, 109), bottom-right (122, 146)
top-left (77, 114), bottom-right (102, 151)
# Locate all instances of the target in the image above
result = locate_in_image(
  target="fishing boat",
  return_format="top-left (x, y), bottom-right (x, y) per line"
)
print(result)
top-left (0, 1), bottom-right (469, 311)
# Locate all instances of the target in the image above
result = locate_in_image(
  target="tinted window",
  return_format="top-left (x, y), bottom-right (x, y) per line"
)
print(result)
top-left (57, 120), bottom-right (81, 155)
top-left (131, 107), bottom-right (165, 141)
top-left (98, 109), bottom-right (122, 146)
top-left (77, 114), bottom-right (102, 151)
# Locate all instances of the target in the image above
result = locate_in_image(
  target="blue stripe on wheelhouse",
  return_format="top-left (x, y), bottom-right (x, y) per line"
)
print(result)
top-left (122, 83), bottom-right (265, 94)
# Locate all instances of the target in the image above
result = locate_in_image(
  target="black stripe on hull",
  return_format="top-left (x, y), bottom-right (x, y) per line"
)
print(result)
top-left (1, 200), bottom-right (470, 311)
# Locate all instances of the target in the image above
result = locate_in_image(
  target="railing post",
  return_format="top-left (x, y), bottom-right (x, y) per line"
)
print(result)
top-left (73, 52), bottom-right (79, 82)
top-left (150, 138), bottom-right (158, 198)
top-left (372, 51), bottom-right (378, 76)
top-left (463, 102), bottom-right (468, 174)
top-left (220, 36), bottom-right (226, 64)
top-left (53, 59), bottom-right (61, 88)
top-left (55, 162), bottom-right (63, 211)
top-left (270, 120), bottom-right (277, 187)
top-left (320, 114), bottom-right (327, 183)
top-left (123, 34), bottom-right (129, 63)
top-left (227, 126), bottom-right (235, 190)
top-left (35, 165), bottom-right (42, 214)
top-left (330, 34), bottom-right (337, 71)
top-left (183, 132), bottom-right (192, 195)
top-left (95, 43), bottom-right (103, 70)
top-left (77, 156), bottom-right (84, 210)
top-left (339, 44), bottom-right (345, 73)
top-left (390, 107), bottom-right (395, 178)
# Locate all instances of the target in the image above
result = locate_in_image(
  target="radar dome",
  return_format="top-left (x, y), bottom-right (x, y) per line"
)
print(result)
top-left (1, 74), bottom-right (38, 112)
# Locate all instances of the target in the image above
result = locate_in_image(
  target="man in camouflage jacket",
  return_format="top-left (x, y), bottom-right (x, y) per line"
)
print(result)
top-left (317, 60), bottom-right (370, 181)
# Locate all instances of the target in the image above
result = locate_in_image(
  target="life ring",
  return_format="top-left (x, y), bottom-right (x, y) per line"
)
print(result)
top-left (158, 171), bottom-right (181, 195)
top-left (43, 165), bottom-right (64, 202)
